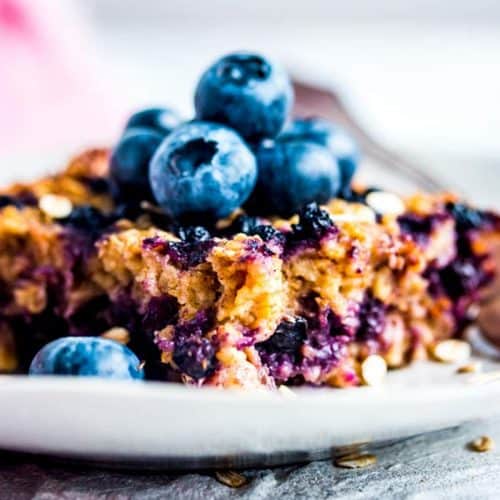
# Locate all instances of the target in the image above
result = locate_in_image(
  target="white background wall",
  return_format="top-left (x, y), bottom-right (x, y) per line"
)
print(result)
top-left (3, 0), bottom-right (500, 205)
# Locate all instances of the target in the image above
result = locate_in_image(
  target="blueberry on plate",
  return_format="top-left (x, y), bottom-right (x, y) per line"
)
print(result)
top-left (125, 107), bottom-right (182, 136)
top-left (281, 118), bottom-right (359, 193)
top-left (245, 139), bottom-right (341, 217)
top-left (110, 128), bottom-right (163, 199)
top-left (149, 121), bottom-right (257, 222)
top-left (194, 52), bottom-right (294, 141)
top-left (29, 337), bottom-right (144, 380)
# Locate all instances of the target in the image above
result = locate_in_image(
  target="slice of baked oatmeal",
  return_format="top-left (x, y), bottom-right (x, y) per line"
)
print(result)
top-left (0, 149), bottom-right (497, 388)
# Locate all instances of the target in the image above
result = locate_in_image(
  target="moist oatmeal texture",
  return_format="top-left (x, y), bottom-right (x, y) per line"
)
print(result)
top-left (0, 149), bottom-right (498, 388)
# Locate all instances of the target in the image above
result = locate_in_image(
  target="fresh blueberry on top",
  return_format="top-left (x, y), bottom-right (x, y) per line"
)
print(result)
top-left (149, 121), bottom-right (257, 222)
top-left (29, 337), bottom-right (144, 380)
top-left (110, 128), bottom-right (163, 199)
top-left (125, 107), bottom-right (182, 136)
top-left (245, 139), bottom-right (341, 217)
top-left (194, 52), bottom-right (294, 141)
top-left (281, 118), bottom-right (359, 193)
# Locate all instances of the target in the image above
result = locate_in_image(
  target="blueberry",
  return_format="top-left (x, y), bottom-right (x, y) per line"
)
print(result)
top-left (110, 128), bottom-right (163, 199)
top-left (149, 121), bottom-right (257, 222)
top-left (287, 202), bottom-right (337, 246)
top-left (176, 225), bottom-right (211, 243)
top-left (0, 193), bottom-right (37, 209)
top-left (259, 318), bottom-right (307, 354)
top-left (228, 214), bottom-right (263, 235)
top-left (0, 195), bottom-right (24, 209)
top-left (439, 259), bottom-right (486, 299)
top-left (143, 235), bottom-right (215, 270)
top-left (170, 310), bottom-right (216, 380)
top-left (355, 294), bottom-right (386, 341)
top-left (173, 337), bottom-right (216, 380)
top-left (251, 224), bottom-right (285, 244)
top-left (29, 337), bottom-right (144, 380)
top-left (281, 118), bottom-right (359, 193)
top-left (194, 52), bottom-right (294, 141)
top-left (246, 139), bottom-right (341, 217)
top-left (225, 214), bottom-right (284, 243)
top-left (84, 177), bottom-right (111, 194)
top-left (125, 107), bottom-right (182, 136)
top-left (446, 202), bottom-right (486, 231)
top-left (59, 205), bottom-right (112, 237)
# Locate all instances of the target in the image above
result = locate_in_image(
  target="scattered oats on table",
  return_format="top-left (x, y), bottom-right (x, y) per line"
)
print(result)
top-left (334, 453), bottom-right (377, 469)
top-left (215, 470), bottom-right (249, 488)
top-left (457, 362), bottom-right (482, 374)
top-left (469, 436), bottom-right (495, 453)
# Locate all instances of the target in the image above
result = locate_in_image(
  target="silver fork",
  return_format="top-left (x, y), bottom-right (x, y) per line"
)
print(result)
top-left (292, 80), bottom-right (445, 193)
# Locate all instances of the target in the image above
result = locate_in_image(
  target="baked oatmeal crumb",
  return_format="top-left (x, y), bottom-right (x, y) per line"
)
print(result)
top-left (39, 194), bottom-right (73, 219)
top-left (215, 471), bottom-right (248, 488)
top-left (365, 191), bottom-right (405, 216)
top-left (100, 327), bottom-right (130, 345)
top-left (469, 436), bottom-right (495, 452)
top-left (361, 355), bottom-right (387, 386)
top-left (330, 208), bottom-right (376, 224)
top-left (334, 453), bottom-right (377, 469)
top-left (431, 339), bottom-right (471, 364)
top-left (457, 362), bottom-right (482, 374)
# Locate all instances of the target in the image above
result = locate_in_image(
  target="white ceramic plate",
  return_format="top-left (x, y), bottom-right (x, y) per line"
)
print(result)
top-left (1, 355), bottom-right (500, 469)
top-left (0, 148), bottom-right (496, 470)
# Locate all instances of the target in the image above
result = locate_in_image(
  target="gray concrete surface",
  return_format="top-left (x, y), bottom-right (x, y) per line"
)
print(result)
top-left (1, 419), bottom-right (500, 499)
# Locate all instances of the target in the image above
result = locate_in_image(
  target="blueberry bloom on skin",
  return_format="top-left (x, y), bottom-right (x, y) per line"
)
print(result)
top-left (125, 107), bottom-right (182, 136)
top-left (29, 337), bottom-right (144, 380)
top-left (110, 127), bottom-right (163, 199)
top-left (281, 117), bottom-right (360, 194)
top-left (246, 140), bottom-right (341, 218)
top-left (149, 121), bottom-right (257, 223)
top-left (195, 52), bottom-right (294, 141)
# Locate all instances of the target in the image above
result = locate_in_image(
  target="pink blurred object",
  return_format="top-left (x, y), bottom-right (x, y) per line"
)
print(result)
top-left (0, 0), bottom-right (122, 155)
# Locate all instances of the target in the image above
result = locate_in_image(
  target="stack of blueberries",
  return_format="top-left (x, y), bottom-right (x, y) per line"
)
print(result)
top-left (29, 52), bottom-right (361, 380)
top-left (111, 51), bottom-right (359, 222)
